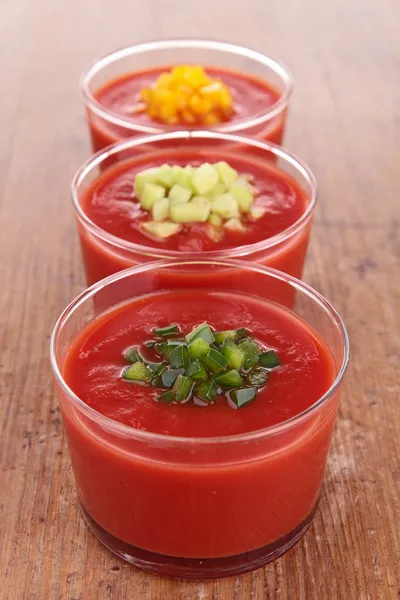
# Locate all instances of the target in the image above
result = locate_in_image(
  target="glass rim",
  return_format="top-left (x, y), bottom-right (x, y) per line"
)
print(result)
top-left (80, 38), bottom-right (294, 135)
top-left (71, 130), bottom-right (317, 260)
top-left (50, 259), bottom-right (350, 446)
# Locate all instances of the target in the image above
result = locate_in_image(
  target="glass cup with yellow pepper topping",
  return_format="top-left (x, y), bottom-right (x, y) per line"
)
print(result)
top-left (81, 40), bottom-right (293, 153)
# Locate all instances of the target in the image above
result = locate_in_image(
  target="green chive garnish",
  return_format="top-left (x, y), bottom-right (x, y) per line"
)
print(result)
top-left (121, 321), bottom-right (280, 409)
top-left (173, 375), bottom-right (194, 403)
top-left (185, 322), bottom-right (215, 344)
top-left (214, 369), bottom-right (243, 389)
top-left (123, 347), bottom-right (141, 363)
top-left (155, 324), bottom-right (180, 337)
top-left (185, 360), bottom-right (208, 381)
top-left (227, 387), bottom-right (257, 409)
top-left (123, 362), bottom-right (152, 382)
top-left (200, 348), bottom-right (228, 374)
top-left (259, 350), bottom-right (281, 368)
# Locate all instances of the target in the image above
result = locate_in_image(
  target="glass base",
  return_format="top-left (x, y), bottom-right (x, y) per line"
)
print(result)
top-left (81, 504), bottom-right (318, 579)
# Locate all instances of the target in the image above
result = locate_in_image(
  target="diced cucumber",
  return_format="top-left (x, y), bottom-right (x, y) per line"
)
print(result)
top-left (141, 221), bottom-right (181, 238)
top-left (214, 369), bottom-right (243, 389)
top-left (200, 348), bottom-right (228, 374)
top-left (186, 322), bottom-right (215, 344)
top-left (155, 324), bottom-right (180, 337)
top-left (259, 350), bottom-right (281, 368)
top-left (248, 368), bottom-right (269, 387)
top-left (250, 206), bottom-right (266, 220)
top-left (152, 197), bottom-right (170, 221)
top-left (227, 387), bottom-right (256, 409)
top-left (229, 182), bottom-right (254, 212)
top-left (170, 202), bottom-right (210, 223)
top-left (172, 374), bottom-right (194, 403)
top-left (171, 165), bottom-right (184, 185)
top-left (161, 368), bottom-right (184, 388)
top-left (141, 183), bottom-right (166, 210)
top-left (185, 360), bottom-right (208, 381)
top-left (175, 165), bottom-right (195, 190)
top-left (211, 194), bottom-right (239, 219)
top-left (122, 362), bottom-right (152, 382)
top-left (191, 196), bottom-right (211, 207)
top-left (169, 184), bottom-right (192, 205)
top-left (134, 168), bottom-right (160, 199)
top-left (208, 213), bottom-right (223, 227)
top-left (123, 347), bottom-right (141, 363)
top-left (224, 218), bottom-right (245, 232)
top-left (188, 337), bottom-right (211, 359)
top-left (214, 161), bottom-right (238, 187)
top-left (214, 330), bottom-right (237, 345)
top-left (157, 164), bottom-right (174, 188)
top-left (194, 380), bottom-right (217, 404)
top-left (238, 338), bottom-right (260, 371)
top-left (221, 339), bottom-right (245, 370)
top-left (192, 163), bottom-right (219, 194)
top-left (169, 344), bottom-right (190, 370)
top-left (204, 183), bottom-right (227, 200)
top-left (158, 390), bottom-right (175, 403)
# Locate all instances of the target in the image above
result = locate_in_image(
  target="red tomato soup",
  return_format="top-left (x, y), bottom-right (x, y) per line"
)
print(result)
top-left (76, 148), bottom-right (313, 296)
top-left (61, 289), bottom-right (338, 559)
top-left (88, 67), bottom-right (286, 152)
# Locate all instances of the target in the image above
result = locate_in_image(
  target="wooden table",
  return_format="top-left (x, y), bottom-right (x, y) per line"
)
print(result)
top-left (1, 0), bottom-right (399, 598)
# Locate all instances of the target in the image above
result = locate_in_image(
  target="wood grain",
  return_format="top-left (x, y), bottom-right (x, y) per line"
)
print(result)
top-left (0, 0), bottom-right (399, 598)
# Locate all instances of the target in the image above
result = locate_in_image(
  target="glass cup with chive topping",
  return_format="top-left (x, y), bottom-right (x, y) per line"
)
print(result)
top-left (50, 259), bottom-right (349, 579)
top-left (72, 131), bottom-right (316, 299)
top-left (81, 40), bottom-right (293, 153)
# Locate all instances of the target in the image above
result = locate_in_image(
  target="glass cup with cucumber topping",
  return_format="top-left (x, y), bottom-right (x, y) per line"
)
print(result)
top-left (51, 259), bottom-right (349, 579)
top-left (81, 40), bottom-right (293, 153)
top-left (72, 131), bottom-right (316, 304)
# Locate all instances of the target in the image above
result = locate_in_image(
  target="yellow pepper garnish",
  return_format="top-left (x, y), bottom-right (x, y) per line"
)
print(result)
top-left (140, 65), bottom-right (234, 126)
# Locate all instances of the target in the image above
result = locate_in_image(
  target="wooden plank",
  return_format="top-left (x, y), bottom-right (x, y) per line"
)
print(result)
top-left (0, 0), bottom-right (398, 598)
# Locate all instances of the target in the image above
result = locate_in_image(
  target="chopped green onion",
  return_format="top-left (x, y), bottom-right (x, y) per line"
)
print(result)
top-left (238, 338), bottom-right (260, 371)
top-left (188, 337), bottom-right (210, 359)
top-left (173, 375), bottom-right (194, 403)
top-left (214, 369), bottom-right (243, 389)
top-left (161, 368), bottom-right (184, 388)
top-left (259, 350), bottom-right (281, 368)
top-left (155, 324), bottom-right (180, 337)
top-left (185, 360), bottom-right (208, 381)
top-left (122, 362), bottom-right (152, 383)
top-left (158, 390), bottom-right (175, 403)
top-left (185, 322), bottom-right (215, 345)
top-left (200, 348), bottom-right (228, 374)
top-left (169, 344), bottom-right (189, 369)
top-left (194, 380), bottom-right (217, 404)
top-left (123, 347), bottom-right (141, 363)
top-left (248, 368), bottom-right (269, 387)
top-left (221, 339), bottom-right (245, 370)
top-left (227, 387), bottom-right (257, 409)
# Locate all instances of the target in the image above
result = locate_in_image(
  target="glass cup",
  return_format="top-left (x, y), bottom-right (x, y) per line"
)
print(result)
top-left (50, 259), bottom-right (349, 579)
top-left (72, 130), bottom-right (316, 298)
top-left (81, 40), bottom-right (293, 153)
